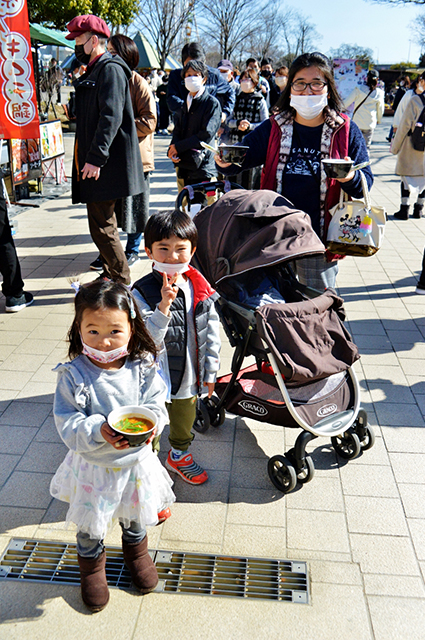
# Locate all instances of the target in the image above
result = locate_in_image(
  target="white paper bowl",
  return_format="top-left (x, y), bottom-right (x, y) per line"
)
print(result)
top-left (108, 405), bottom-right (157, 448)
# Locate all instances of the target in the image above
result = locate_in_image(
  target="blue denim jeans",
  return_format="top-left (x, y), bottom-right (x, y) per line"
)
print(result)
top-left (77, 521), bottom-right (147, 558)
top-left (125, 232), bottom-right (143, 256)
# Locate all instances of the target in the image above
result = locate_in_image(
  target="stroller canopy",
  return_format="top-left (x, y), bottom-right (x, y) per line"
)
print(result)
top-left (194, 189), bottom-right (325, 287)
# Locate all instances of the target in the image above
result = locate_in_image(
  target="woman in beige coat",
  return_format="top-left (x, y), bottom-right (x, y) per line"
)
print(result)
top-left (391, 85), bottom-right (425, 220)
top-left (90, 35), bottom-right (157, 271)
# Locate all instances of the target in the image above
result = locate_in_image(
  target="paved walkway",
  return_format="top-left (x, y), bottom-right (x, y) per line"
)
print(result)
top-left (0, 120), bottom-right (425, 639)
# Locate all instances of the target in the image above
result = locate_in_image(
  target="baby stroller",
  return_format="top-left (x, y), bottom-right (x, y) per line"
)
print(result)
top-left (177, 182), bottom-right (374, 494)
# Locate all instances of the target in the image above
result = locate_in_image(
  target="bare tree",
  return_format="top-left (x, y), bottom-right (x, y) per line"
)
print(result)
top-left (283, 12), bottom-right (322, 63)
top-left (197, 0), bottom-right (262, 60)
top-left (134, 0), bottom-right (200, 68)
top-left (328, 43), bottom-right (375, 62)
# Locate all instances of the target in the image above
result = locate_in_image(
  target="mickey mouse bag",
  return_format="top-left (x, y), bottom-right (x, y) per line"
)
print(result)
top-left (326, 171), bottom-right (386, 257)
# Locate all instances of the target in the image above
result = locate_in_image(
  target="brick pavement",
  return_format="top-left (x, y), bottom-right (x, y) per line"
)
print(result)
top-left (0, 120), bottom-right (424, 639)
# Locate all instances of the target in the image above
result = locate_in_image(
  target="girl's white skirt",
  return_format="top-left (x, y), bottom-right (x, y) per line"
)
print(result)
top-left (50, 450), bottom-right (175, 540)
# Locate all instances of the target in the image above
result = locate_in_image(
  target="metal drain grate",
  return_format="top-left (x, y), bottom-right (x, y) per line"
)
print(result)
top-left (0, 538), bottom-right (308, 603)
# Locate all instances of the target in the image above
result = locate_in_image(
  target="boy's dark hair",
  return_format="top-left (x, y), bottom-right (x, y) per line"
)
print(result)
top-left (181, 59), bottom-right (208, 80)
top-left (181, 42), bottom-right (206, 64)
top-left (245, 57), bottom-right (258, 67)
top-left (68, 280), bottom-right (157, 361)
top-left (108, 34), bottom-right (139, 70)
top-left (144, 209), bottom-right (198, 251)
top-left (260, 57), bottom-right (273, 67)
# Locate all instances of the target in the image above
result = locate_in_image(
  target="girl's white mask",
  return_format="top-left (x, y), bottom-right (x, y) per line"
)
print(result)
top-left (290, 93), bottom-right (328, 120)
top-left (240, 80), bottom-right (253, 92)
top-left (153, 261), bottom-right (190, 277)
top-left (184, 76), bottom-right (204, 93)
top-left (82, 340), bottom-right (129, 364)
top-left (275, 76), bottom-right (287, 88)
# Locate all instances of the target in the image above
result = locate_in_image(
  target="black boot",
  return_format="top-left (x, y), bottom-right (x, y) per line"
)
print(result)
top-left (393, 205), bottom-right (410, 220)
top-left (413, 203), bottom-right (424, 219)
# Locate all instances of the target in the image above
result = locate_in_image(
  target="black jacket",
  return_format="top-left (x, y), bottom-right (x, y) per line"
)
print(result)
top-left (167, 66), bottom-right (235, 117)
top-left (171, 89), bottom-right (222, 181)
top-left (72, 53), bottom-right (145, 204)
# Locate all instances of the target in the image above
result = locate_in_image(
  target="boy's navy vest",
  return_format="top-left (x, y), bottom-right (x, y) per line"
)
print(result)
top-left (133, 268), bottom-right (217, 396)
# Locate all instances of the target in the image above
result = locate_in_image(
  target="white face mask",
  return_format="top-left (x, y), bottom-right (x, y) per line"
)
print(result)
top-left (82, 340), bottom-right (130, 364)
top-left (185, 76), bottom-right (204, 93)
top-left (240, 80), bottom-right (253, 92)
top-left (290, 93), bottom-right (328, 120)
top-left (153, 260), bottom-right (190, 276)
top-left (275, 76), bottom-right (287, 88)
top-left (219, 70), bottom-right (230, 80)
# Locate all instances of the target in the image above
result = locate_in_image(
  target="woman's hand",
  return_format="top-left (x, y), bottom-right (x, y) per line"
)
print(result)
top-left (203, 381), bottom-right (215, 398)
top-left (238, 120), bottom-right (250, 131)
top-left (214, 153), bottom-right (232, 169)
top-left (335, 156), bottom-right (355, 183)
top-left (158, 272), bottom-right (178, 316)
top-left (167, 144), bottom-right (180, 163)
top-left (145, 426), bottom-right (157, 446)
top-left (100, 421), bottom-right (129, 449)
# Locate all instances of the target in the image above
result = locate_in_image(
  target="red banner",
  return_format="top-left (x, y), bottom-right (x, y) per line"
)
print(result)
top-left (0, 0), bottom-right (40, 140)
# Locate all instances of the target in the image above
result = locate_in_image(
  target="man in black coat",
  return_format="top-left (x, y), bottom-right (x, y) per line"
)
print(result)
top-left (65, 15), bottom-right (145, 285)
top-left (166, 42), bottom-right (235, 123)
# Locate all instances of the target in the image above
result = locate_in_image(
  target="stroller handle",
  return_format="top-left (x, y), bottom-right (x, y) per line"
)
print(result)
top-left (176, 180), bottom-right (242, 211)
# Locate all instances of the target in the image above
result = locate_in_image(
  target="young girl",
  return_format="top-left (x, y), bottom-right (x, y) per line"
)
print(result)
top-left (50, 279), bottom-right (175, 612)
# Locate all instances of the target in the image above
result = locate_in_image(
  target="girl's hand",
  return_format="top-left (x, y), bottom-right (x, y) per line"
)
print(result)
top-left (145, 426), bottom-right (157, 447)
top-left (100, 421), bottom-right (129, 449)
top-left (203, 381), bottom-right (215, 398)
top-left (167, 144), bottom-right (180, 163)
top-left (238, 120), bottom-right (250, 131)
top-left (214, 153), bottom-right (232, 169)
top-left (158, 272), bottom-right (178, 316)
top-left (336, 156), bottom-right (355, 183)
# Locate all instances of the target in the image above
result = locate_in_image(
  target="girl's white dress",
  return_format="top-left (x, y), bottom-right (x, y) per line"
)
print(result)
top-left (50, 354), bottom-right (175, 540)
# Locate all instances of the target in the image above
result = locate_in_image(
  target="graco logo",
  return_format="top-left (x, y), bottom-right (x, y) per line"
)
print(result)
top-left (317, 403), bottom-right (337, 418)
top-left (239, 400), bottom-right (268, 416)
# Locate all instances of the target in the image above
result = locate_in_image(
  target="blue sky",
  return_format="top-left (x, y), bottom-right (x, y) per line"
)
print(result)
top-left (299, 0), bottom-right (423, 65)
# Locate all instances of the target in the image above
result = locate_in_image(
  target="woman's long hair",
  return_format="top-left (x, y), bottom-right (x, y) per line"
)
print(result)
top-left (68, 279), bottom-right (157, 361)
top-left (275, 52), bottom-right (343, 115)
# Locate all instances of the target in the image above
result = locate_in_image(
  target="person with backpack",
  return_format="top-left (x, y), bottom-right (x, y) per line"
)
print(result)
top-left (391, 79), bottom-right (425, 220)
top-left (343, 69), bottom-right (385, 148)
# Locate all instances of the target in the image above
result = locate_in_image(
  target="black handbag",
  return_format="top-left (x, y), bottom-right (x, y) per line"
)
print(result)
top-left (177, 148), bottom-right (207, 171)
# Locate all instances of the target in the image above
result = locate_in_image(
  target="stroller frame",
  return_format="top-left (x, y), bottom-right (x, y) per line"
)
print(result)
top-left (178, 182), bottom-right (375, 493)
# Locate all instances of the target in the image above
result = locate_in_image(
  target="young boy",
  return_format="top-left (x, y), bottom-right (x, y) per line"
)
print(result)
top-left (167, 59), bottom-right (222, 196)
top-left (132, 209), bottom-right (221, 485)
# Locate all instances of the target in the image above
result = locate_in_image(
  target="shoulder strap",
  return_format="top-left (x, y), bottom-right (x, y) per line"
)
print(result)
top-left (353, 89), bottom-right (373, 116)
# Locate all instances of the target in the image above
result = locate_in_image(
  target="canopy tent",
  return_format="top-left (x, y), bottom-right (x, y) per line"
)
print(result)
top-left (29, 23), bottom-right (74, 113)
top-left (164, 54), bottom-right (180, 71)
top-left (30, 23), bottom-right (74, 49)
top-left (133, 32), bottom-right (160, 69)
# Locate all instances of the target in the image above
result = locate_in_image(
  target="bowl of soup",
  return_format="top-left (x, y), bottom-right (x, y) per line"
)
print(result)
top-left (218, 144), bottom-right (249, 166)
top-left (322, 158), bottom-right (353, 179)
top-left (108, 405), bottom-right (157, 447)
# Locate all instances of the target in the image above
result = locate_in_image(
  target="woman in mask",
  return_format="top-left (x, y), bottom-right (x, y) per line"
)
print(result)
top-left (225, 68), bottom-right (268, 188)
top-left (168, 60), bottom-right (222, 196)
top-left (215, 52), bottom-right (373, 291)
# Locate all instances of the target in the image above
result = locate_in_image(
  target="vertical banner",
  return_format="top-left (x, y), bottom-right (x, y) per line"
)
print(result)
top-left (0, 0), bottom-right (40, 139)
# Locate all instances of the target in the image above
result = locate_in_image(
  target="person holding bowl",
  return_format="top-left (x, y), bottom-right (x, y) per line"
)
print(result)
top-left (216, 52), bottom-right (373, 291)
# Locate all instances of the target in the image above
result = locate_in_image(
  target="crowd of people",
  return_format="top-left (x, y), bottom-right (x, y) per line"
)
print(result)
top-left (1, 10), bottom-right (425, 614)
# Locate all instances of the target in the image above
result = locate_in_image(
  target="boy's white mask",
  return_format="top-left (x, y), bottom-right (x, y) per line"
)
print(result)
top-left (153, 261), bottom-right (190, 277)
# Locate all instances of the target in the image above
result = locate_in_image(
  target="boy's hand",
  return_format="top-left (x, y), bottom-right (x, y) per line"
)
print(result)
top-left (203, 381), bottom-right (215, 398)
top-left (100, 421), bottom-right (129, 449)
top-left (158, 272), bottom-right (178, 316)
top-left (168, 144), bottom-right (180, 163)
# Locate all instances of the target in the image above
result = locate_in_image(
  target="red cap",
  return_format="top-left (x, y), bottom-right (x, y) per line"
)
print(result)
top-left (65, 15), bottom-right (110, 40)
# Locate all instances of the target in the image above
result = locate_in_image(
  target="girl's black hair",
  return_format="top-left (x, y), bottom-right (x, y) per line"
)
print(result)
top-left (366, 69), bottom-right (379, 90)
top-left (181, 59), bottom-right (208, 80)
top-left (275, 52), bottom-right (343, 115)
top-left (108, 34), bottom-right (139, 70)
top-left (68, 280), bottom-right (157, 361)
top-left (144, 209), bottom-right (198, 251)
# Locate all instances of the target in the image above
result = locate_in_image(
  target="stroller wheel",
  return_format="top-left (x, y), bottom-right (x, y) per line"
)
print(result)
top-left (267, 455), bottom-right (297, 493)
top-left (297, 455), bottom-right (315, 484)
top-left (359, 425), bottom-right (375, 451)
top-left (331, 428), bottom-right (361, 460)
top-left (208, 396), bottom-right (226, 428)
top-left (193, 398), bottom-right (211, 434)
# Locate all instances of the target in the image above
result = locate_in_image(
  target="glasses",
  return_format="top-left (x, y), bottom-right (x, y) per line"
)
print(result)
top-left (291, 80), bottom-right (327, 92)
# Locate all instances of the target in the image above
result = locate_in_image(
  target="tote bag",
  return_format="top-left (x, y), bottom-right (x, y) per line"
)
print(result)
top-left (326, 171), bottom-right (386, 257)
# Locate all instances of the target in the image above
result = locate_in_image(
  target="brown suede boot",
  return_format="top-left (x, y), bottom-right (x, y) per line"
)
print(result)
top-left (77, 550), bottom-right (110, 612)
top-left (122, 536), bottom-right (158, 593)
